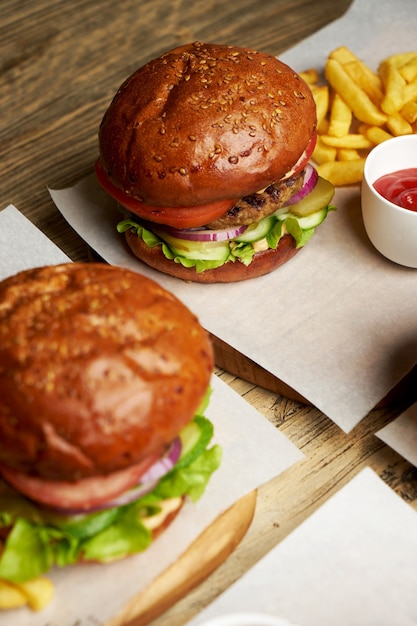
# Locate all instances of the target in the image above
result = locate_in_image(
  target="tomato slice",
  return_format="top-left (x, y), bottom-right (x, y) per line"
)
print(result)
top-left (283, 130), bottom-right (317, 179)
top-left (0, 450), bottom-right (163, 511)
top-left (95, 159), bottom-right (237, 229)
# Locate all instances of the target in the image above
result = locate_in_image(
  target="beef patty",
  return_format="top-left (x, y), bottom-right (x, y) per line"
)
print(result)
top-left (208, 170), bottom-right (305, 229)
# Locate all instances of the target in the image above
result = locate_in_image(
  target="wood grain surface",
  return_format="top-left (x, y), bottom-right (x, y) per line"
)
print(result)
top-left (2, 0), bottom-right (417, 625)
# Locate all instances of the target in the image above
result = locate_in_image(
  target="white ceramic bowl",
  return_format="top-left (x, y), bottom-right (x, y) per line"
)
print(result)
top-left (361, 134), bottom-right (417, 268)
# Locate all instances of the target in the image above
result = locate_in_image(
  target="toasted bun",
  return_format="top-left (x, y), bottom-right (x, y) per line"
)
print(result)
top-left (99, 41), bottom-right (316, 207)
top-left (0, 263), bottom-right (213, 480)
top-left (124, 229), bottom-right (300, 283)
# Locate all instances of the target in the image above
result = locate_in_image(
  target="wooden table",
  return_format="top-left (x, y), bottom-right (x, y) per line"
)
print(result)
top-left (2, 1), bottom-right (417, 624)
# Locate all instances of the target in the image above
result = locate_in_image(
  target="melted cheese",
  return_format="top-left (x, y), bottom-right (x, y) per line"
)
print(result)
top-left (142, 497), bottom-right (183, 531)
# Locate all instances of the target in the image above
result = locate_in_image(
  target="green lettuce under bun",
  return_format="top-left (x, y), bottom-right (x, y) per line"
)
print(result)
top-left (0, 390), bottom-right (221, 584)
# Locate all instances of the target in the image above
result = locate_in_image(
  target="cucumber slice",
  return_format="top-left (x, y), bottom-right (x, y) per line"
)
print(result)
top-left (177, 416), bottom-right (214, 469)
top-left (235, 215), bottom-right (275, 243)
top-left (289, 176), bottom-right (334, 217)
top-left (293, 207), bottom-right (328, 229)
top-left (154, 230), bottom-right (230, 261)
top-left (179, 421), bottom-right (202, 460)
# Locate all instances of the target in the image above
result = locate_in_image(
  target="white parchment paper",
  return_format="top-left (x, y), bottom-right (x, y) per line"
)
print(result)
top-left (187, 468), bottom-right (417, 626)
top-left (48, 0), bottom-right (417, 432)
top-left (0, 205), bottom-right (303, 626)
top-left (376, 402), bottom-right (417, 467)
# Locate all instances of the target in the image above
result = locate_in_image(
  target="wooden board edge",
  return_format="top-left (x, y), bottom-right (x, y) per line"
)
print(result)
top-left (210, 333), bottom-right (308, 403)
top-left (107, 489), bottom-right (258, 626)
top-left (211, 333), bottom-right (417, 411)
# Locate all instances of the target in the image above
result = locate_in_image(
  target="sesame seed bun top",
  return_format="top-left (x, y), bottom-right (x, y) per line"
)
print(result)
top-left (98, 41), bottom-right (317, 207)
top-left (0, 263), bottom-right (213, 480)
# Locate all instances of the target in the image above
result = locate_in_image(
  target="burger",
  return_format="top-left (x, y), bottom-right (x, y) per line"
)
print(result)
top-left (95, 41), bottom-right (335, 283)
top-left (0, 263), bottom-right (220, 608)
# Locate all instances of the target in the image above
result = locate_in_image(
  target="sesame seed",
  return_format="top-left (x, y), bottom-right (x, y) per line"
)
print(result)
top-left (228, 156), bottom-right (239, 164)
top-left (179, 167), bottom-right (187, 175)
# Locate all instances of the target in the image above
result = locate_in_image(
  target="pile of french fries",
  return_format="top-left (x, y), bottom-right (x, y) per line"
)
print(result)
top-left (301, 47), bottom-right (417, 186)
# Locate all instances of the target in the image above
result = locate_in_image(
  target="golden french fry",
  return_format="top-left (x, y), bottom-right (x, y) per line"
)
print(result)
top-left (324, 58), bottom-right (387, 125)
top-left (379, 61), bottom-right (406, 113)
top-left (0, 580), bottom-right (27, 609)
top-left (386, 111), bottom-right (413, 135)
top-left (329, 45), bottom-right (358, 65)
top-left (399, 55), bottom-right (417, 82)
top-left (330, 46), bottom-right (384, 103)
top-left (299, 68), bottom-right (320, 85)
top-left (311, 85), bottom-right (329, 127)
top-left (316, 159), bottom-right (365, 186)
top-left (17, 577), bottom-right (54, 611)
top-left (403, 78), bottom-right (417, 104)
top-left (312, 136), bottom-right (337, 165)
top-left (320, 133), bottom-right (373, 149)
top-left (337, 148), bottom-right (361, 161)
top-left (343, 60), bottom-right (384, 105)
top-left (364, 125), bottom-right (393, 144)
top-left (401, 100), bottom-right (417, 124)
top-left (328, 93), bottom-right (352, 137)
top-left (383, 51), bottom-right (417, 69)
top-left (317, 117), bottom-right (330, 135)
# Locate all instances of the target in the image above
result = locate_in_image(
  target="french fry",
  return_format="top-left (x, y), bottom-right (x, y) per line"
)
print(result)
top-left (364, 125), bottom-right (394, 144)
top-left (343, 60), bottom-right (384, 105)
top-left (386, 111), bottom-right (413, 135)
top-left (320, 133), bottom-right (372, 149)
top-left (0, 580), bottom-right (27, 609)
top-left (17, 577), bottom-right (54, 611)
top-left (382, 51), bottom-right (417, 69)
top-left (328, 93), bottom-right (352, 137)
top-left (299, 68), bottom-right (320, 85)
top-left (316, 159), bottom-right (365, 186)
top-left (337, 148), bottom-right (360, 161)
top-left (399, 55), bottom-right (417, 82)
top-left (311, 85), bottom-right (330, 127)
top-left (312, 136), bottom-right (337, 165)
top-left (379, 61), bottom-right (406, 114)
top-left (0, 576), bottom-right (54, 612)
top-left (324, 58), bottom-right (387, 125)
top-left (401, 100), bottom-right (417, 124)
top-left (329, 45), bottom-right (358, 65)
top-left (403, 78), bottom-right (417, 104)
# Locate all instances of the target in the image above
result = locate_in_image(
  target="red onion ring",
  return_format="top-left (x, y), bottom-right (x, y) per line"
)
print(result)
top-left (283, 164), bottom-right (318, 207)
top-left (157, 223), bottom-right (247, 242)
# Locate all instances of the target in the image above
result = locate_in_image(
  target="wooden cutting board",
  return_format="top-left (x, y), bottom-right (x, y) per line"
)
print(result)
top-left (107, 490), bottom-right (257, 626)
top-left (107, 339), bottom-right (416, 626)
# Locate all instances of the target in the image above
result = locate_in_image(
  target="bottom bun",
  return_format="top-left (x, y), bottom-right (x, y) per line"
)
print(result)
top-left (125, 231), bottom-right (300, 283)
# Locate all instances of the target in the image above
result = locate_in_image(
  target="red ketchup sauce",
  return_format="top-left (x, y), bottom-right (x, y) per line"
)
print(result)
top-left (373, 167), bottom-right (417, 212)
